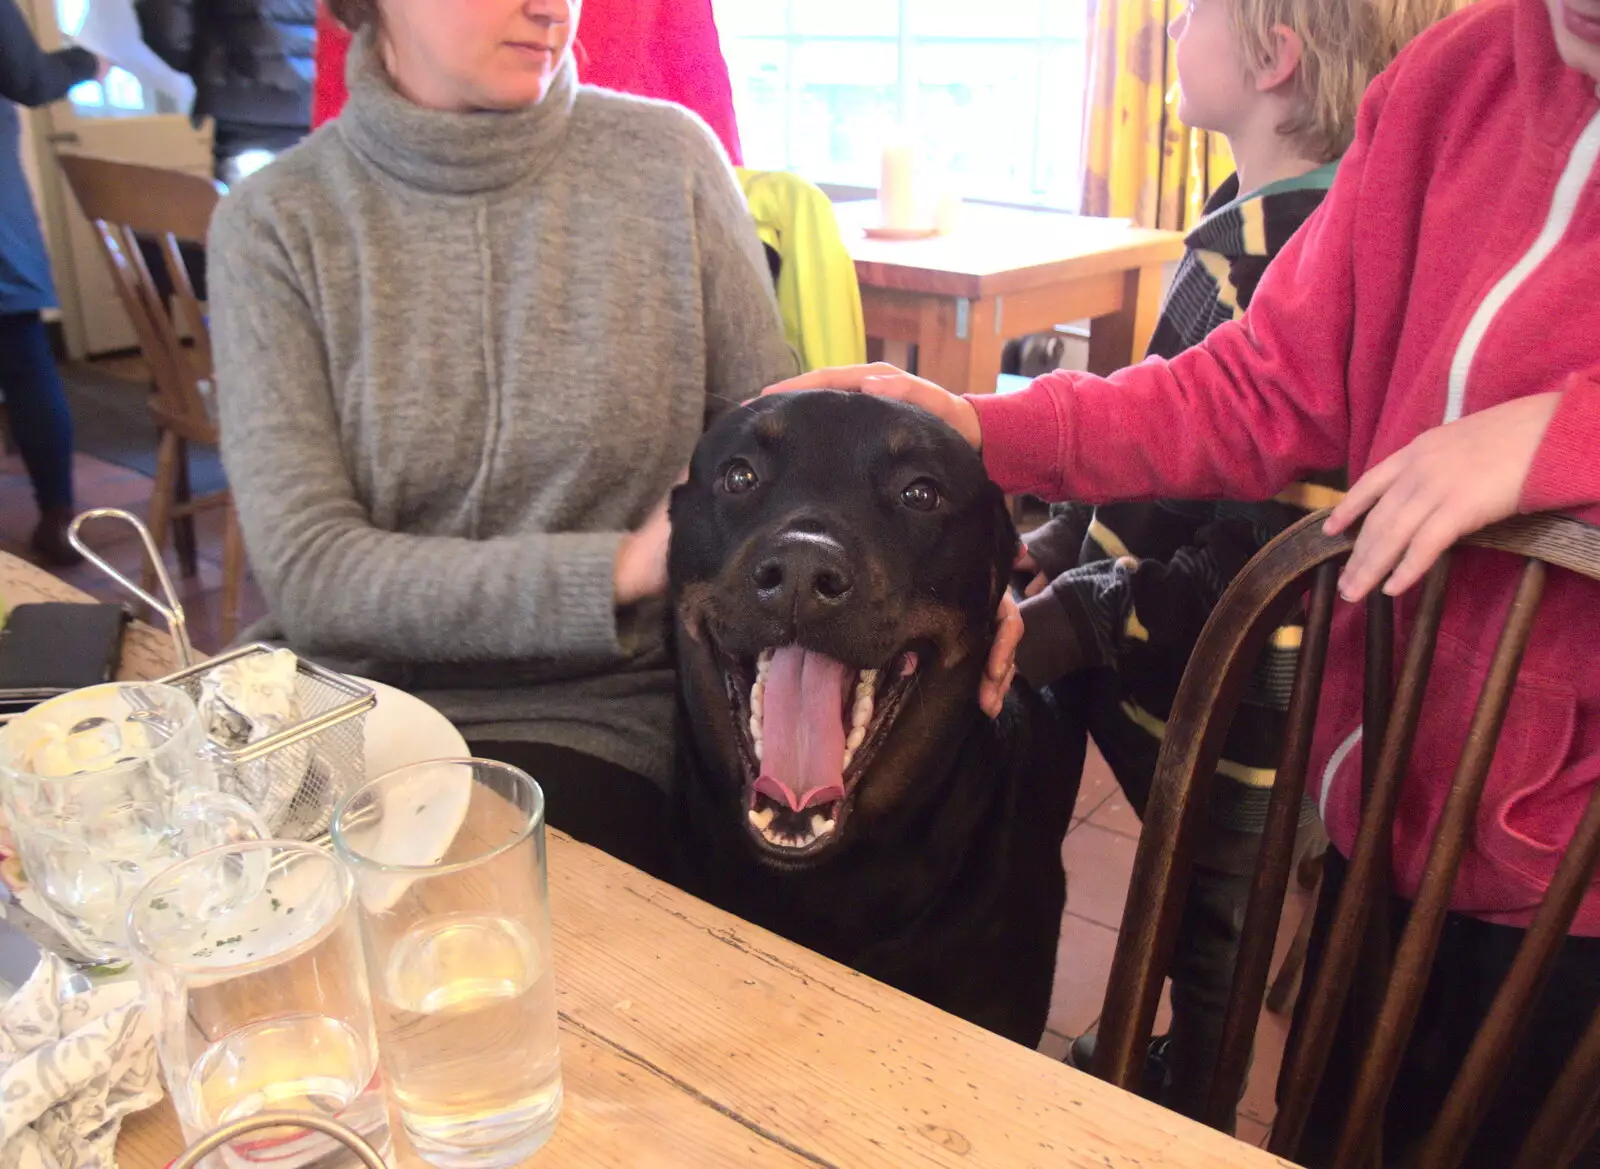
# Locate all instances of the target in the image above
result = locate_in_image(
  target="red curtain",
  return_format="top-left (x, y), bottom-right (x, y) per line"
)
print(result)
top-left (312, 1), bottom-right (743, 165)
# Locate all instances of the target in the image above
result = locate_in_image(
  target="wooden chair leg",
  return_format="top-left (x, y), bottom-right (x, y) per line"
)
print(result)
top-left (144, 429), bottom-right (182, 601)
top-left (173, 440), bottom-right (199, 579)
top-left (220, 501), bottom-right (245, 647)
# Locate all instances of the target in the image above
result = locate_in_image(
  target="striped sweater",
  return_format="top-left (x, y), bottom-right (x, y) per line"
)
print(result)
top-left (1019, 165), bottom-right (1341, 838)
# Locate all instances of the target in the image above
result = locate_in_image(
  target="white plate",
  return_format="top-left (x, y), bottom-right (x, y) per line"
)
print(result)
top-left (355, 678), bottom-right (469, 781)
top-left (348, 680), bottom-right (472, 912)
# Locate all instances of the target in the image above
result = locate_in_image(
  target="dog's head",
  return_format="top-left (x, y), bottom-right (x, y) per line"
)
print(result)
top-left (670, 391), bottom-right (1017, 870)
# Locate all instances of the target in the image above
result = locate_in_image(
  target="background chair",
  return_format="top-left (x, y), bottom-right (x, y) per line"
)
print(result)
top-left (56, 154), bottom-right (245, 644)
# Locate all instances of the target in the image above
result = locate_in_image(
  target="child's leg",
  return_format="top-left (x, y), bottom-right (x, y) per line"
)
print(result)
top-left (1281, 849), bottom-right (1600, 1169)
top-left (1163, 856), bottom-right (1253, 1127)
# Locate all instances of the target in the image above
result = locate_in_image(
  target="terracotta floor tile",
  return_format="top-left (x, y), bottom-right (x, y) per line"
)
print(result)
top-left (1088, 787), bottom-right (1142, 839)
top-left (1074, 743), bottom-right (1119, 819)
top-left (1036, 1030), bottom-right (1071, 1061)
top-left (1047, 911), bottom-right (1119, 1038)
top-left (1236, 1115), bottom-right (1272, 1149)
top-left (1062, 822), bottom-right (1140, 930)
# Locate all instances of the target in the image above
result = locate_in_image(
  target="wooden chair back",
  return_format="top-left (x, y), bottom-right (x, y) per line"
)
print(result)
top-left (1092, 510), bottom-right (1600, 1169)
top-left (56, 155), bottom-right (221, 446)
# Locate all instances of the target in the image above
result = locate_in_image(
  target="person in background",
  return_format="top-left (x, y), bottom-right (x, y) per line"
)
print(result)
top-left (211, 0), bottom-right (793, 880)
top-left (135, 0), bottom-right (315, 186)
top-left (1012, 0), bottom-right (1463, 1125)
top-left (309, 0), bottom-right (745, 164)
top-left (0, 0), bottom-right (104, 566)
top-left (771, 0), bottom-right (1600, 1159)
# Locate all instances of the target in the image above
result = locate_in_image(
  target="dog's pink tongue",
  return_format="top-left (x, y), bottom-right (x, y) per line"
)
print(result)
top-left (759, 645), bottom-right (849, 812)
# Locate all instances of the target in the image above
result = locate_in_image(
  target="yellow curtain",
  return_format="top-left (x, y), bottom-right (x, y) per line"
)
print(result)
top-left (1080, 0), bottom-right (1234, 230)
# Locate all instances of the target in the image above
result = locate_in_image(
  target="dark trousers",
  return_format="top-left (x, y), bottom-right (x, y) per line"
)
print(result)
top-left (1282, 848), bottom-right (1600, 1169)
top-left (0, 312), bottom-right (73, 511)
top-left (467, 741), bottom-right (671, 882)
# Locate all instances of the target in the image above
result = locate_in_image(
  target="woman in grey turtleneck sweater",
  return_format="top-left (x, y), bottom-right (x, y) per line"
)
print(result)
top-left (208, 0), bottom-right (795, 876)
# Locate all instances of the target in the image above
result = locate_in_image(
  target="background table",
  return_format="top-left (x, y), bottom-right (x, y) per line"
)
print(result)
top-left (837, 200), bottom-right (1186, 397)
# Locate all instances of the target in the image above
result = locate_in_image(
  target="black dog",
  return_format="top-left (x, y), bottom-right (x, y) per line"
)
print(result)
top-left (669, 391), bottom-right (1082, 1045)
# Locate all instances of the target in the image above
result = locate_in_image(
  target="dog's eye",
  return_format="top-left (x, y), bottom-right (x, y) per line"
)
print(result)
top-left (900, 479), bottom-right (941, 512)
top-left (723, 460), bottom-right (759, 494)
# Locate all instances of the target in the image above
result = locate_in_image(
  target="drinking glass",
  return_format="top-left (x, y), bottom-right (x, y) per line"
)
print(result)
top-left (332, 759), bottom-right (562, 1168)
top-left (0, 682), bottom-right (265, 963)
top-left (127, 840), bottom-right (392, 1168)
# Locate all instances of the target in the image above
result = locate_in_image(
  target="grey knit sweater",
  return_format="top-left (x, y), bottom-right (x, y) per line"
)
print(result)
top-left (210, 33), bottom-right (795, 788)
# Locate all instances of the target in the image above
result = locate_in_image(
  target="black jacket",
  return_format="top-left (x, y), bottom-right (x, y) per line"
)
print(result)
top-left (135, 0), bottom-right (315, 144)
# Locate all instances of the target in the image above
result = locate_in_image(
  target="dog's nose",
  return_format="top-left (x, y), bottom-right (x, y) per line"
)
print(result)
top-left (751, 533), bottom-right (854, 616)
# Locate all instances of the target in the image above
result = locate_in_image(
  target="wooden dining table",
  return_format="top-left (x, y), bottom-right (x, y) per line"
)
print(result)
top-left (836, 200), bottom-right (1187, 398)
top-left (0, 551), bottom-right (1295, 1168)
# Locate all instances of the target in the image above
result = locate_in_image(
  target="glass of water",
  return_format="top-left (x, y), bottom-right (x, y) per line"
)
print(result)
top-left (331, 759), bottom-right (562, 1168)
top-left (0, 682), bottom-right (266, 963)
top-left (127, 840), bottom-right (392, 1168)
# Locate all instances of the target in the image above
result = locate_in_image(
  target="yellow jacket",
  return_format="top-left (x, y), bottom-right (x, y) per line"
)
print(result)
top-left (737, 169), bottom-right (866, 372)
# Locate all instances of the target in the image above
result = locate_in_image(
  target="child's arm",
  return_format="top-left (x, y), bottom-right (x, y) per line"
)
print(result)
top-left (1329, 379), bottom-right (1597, 599)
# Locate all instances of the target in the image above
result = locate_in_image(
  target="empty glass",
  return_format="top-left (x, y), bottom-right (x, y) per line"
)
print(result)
top-left (127, 840), bottom-right (392, 1168)
top-left (332, 759), bottom-right (562, 1168)
top-left (0, 682), bottom-right (265, 963)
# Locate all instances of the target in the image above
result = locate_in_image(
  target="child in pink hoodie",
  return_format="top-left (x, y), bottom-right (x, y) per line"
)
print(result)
top-left (772, 0), bottom-right (1600, 1160)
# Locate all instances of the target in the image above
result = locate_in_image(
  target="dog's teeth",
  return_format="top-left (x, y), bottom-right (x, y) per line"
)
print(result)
top-left (749, 807), bottom-right (775, 831)
top-left (753, 739), bottom-right (763, 762)
top-left (860, 669), bottom-right (878, 685)
top-left (749, 713), bottom-right (762, 739)
top-left (757, 649), bottom-right (774, 676)
top-left (751, 681), bottom-right (764, 718)
top-left (841, 748), bottom-right (854, 770)
top-left (851, 696), bottom-right (873, 728)
top-left (811, 814), bottom-right (832, 837)
top-left (846, 726), bottom-right (866, 751)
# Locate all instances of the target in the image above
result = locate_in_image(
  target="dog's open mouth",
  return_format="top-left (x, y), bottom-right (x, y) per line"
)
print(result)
top-left (720, 643), bottom-right (920, 858)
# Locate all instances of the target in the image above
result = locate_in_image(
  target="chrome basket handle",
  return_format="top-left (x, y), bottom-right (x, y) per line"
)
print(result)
top-left (170, 1112), bottom-right (388, 1169)
top-left (67, 507), bottom-right (195, 670)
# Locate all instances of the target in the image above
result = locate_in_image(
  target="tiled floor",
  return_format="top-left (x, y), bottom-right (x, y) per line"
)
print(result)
top-left (5, 367), bottom-right (1312, 1150)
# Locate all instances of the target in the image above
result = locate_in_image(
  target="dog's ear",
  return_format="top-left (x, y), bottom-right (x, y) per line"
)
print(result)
top-left (983, 481), bottom-right (1020, 607)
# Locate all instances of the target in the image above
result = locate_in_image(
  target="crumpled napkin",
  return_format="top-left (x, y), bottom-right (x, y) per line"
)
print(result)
top-left (0, 955), bottom-right (163, 1169)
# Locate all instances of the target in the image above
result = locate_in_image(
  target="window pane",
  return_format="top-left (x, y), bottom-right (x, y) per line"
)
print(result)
top-left (789, 41), bottom-right (901, 187)
top-left (1044, 0), bottom-right (1093, 39)
top-left (711, 0), bottom-right (790, 38)
top-left (1034, 43), bottom-right (1089, 208)
top-left (724, 38), bottom-right (791, 170)
top-left (909, 0), bottom-right (1042, 38)
top-left (912, 44), bottom-right (1038, 202)
top-left (792, 0), bottom-right (901, 38)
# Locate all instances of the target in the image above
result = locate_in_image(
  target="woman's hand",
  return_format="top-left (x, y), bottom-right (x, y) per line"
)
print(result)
top-left (1326, 392), bottom-right (1562, 601)
top-left (614, 476), bottom-right (684, 606)
top-left (764, 364), bottom-right (982, 450)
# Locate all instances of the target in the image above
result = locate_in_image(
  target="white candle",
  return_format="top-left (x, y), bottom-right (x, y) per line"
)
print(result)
top-left (879, 144), bottom-right (917, 229)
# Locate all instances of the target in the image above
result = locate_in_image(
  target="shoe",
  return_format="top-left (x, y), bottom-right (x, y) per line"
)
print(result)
top-left (30, 505), bottom-right (84, 568)
top-left (1065, 1031), bottom-right (1170, 1102)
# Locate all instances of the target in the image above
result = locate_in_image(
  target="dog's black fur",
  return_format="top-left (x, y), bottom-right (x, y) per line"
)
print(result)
top-left (668, 391), bottom-right (1082, 1045)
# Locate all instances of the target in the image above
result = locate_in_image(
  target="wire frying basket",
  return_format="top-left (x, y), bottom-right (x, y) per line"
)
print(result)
top-left (68, 509), bottom-right (375, 841)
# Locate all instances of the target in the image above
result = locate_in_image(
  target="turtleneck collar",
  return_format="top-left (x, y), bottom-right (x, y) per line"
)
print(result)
top-left (338, 28), bottom-right (578, 197)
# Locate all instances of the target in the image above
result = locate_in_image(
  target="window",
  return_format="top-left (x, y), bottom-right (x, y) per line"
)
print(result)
top-left (714, 0), bottom-right (1091, 211)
